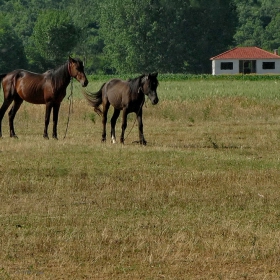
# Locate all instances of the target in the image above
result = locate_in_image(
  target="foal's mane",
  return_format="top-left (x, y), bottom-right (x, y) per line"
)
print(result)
top-left (128, 74), bottom-right (145, 94)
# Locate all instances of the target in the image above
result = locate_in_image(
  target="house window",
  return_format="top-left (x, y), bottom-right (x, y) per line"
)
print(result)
top-left (221, 62), bottom-right (233, 70)
top-left (262, 62), bottom-right (275, 70)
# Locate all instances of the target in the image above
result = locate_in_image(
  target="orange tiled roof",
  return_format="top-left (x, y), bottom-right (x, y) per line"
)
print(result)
top-left (210, 47), bottom-right (280, 60)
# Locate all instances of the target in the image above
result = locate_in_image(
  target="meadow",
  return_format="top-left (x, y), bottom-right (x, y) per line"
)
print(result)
top-left (1, 76), bottom-right (280, 279)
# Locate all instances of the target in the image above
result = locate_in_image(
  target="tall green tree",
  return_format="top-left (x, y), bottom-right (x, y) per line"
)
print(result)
top-left (99, 0), bottom-right (195, 73)
top-left (99, 0), bottom-right (236, 73)
top-left (263, 13), bottom-right (280, 50)
top-left (234, 0), bottom-right (265, 46)
top-left (0, 0), bottom-right (62, 51)
top-left (27, 10), bottom-right (80, 70)
top-left (233, 0), bottom-right (280, 51)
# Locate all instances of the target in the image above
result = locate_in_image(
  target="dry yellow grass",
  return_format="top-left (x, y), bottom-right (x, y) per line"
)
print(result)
top-left (1, 80), bottom-right (280, 279)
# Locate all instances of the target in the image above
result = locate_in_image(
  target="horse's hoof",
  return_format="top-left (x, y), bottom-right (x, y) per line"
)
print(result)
top-left (52, 136), bottom-right (58, 140)
top-left (10, 135), bottom-right (18, 139)
top-left (139, 139), bottom-right (146, 145)
top-left (43, 135), bottom-right (49, 140)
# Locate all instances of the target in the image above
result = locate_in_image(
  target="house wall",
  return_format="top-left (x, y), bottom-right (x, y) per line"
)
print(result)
top-left (212, 59), bottom-right (239, 75)
top-left (256, 59), bottom-right (280, 74)
top-left (212, 59), bottom-right (280, 75)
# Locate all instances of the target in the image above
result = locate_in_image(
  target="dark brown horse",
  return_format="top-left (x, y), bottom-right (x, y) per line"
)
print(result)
top-left (83, 73), bottom-right (159, 145)
top-left (0, 57), bottom-right (88, 139)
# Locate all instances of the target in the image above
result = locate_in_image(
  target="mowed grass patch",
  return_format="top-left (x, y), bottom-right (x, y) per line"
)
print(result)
top-left (1, 79), bottom-right (280, 279)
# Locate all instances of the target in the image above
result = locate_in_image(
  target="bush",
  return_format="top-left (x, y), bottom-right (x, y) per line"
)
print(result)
top-left (86, 73), bottom-right (280, 82)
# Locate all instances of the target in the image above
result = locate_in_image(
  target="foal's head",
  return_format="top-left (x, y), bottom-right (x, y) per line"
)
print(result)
top-left (142, 72), bottom-right (159, 105)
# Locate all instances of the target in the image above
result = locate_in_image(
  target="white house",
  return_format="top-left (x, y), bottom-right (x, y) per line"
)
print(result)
top-left (210, 47), bottom-right (280, 75)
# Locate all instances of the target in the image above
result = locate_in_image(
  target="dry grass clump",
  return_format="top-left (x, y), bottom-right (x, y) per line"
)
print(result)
top-left (1, 80), bottom-right (280, 279)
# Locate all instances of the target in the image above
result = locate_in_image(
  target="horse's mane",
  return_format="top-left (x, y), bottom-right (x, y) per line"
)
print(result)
top-left (45, 61), bottom-right (70, 88)
top-left (128, 74), bottom-right (145, 94)
top-left (48, 62), bottom-right (69, 77)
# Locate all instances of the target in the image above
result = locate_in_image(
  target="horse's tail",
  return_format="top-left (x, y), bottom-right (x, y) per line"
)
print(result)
top-left (82, 83), bottom-right (105, 116)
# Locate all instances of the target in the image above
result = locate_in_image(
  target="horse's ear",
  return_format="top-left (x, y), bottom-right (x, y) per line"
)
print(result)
top-left (147, 72), bottom-right (158, 79)
top-left (68, 56), bottom-right (76, 63)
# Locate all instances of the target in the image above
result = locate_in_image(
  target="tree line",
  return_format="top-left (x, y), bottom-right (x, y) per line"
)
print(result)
top-left (0, 0), bottom-right (280, 74)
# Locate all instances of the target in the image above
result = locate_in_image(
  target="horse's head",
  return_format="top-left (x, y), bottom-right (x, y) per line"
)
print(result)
top-left (141, 72), bottom-right (159, 105)
top-left (68, 57), bottom-right (88, 87)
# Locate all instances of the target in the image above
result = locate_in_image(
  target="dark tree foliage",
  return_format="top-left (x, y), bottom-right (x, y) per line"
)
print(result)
top-left (98, 0), bottom-right (237, 73)
top-left (0, 15), bottom-right (27, 72)
top-left (0, 0), bottom-right (280, 74)
top-left (185, 0), bottom-right (237, 73)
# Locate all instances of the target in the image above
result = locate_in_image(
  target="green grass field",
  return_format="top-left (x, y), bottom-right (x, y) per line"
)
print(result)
top-left (1, 78), bottom-right (280, 279)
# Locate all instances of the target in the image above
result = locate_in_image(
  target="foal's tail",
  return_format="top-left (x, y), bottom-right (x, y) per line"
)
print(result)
top-left (82, 83), bottom-right (105, 116)
top-left (0, 73), bottom-right (7, 89)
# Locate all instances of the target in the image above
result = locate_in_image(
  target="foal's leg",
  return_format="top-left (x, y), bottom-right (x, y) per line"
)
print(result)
top-left (0, 98), bottom-right (13, 137)
top-left (52, 103), bottom-right (61, 139)
top-left (8, 96), bottom-right (23, 138)
top-left (111, 109), bottom-right (120, 144)
top-left (137, 108), bottom-right (146, 145)
top-left (101, 101), bottom-right (110, 142)
top-left (120, 108), bottom-right (128, 144)
top-left (44, 102), bottom-right (53, 139)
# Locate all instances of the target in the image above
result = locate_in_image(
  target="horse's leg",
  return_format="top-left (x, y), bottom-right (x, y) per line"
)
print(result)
top-left (120, 108), bottom-right (128, 144)
top-left (111, 109), bottom-right (120, 144)
top-left (101, 101), bottom-right (110, 142)
top-left (44, 102), bottom-right (53, 139)
top-left (137, 108), bottom-right (146, 145)
top-left (52, 103), bottom-right (60, 140)
top-left (8, 96), bottom-right (23, 138)
top-left (0, 98), bottom-right (13, 137)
